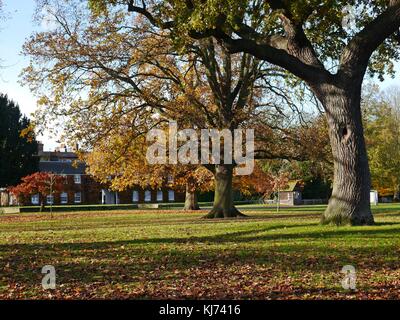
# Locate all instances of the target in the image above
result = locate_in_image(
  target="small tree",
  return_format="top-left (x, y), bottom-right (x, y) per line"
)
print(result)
top-left (84, 132), bottom-right (214, 211)
top-left (173, 167), bottom-right (214, 211)
top-left (9, 172), bottom-right (64, 214)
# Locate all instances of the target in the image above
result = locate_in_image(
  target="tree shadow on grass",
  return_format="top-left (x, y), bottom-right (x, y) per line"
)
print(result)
top-left (2, 222), bottom-right (400, 290)
top-left (372, 221), bottom-right (400, 226)
top-left (0, 213), bottom-right (321, 233)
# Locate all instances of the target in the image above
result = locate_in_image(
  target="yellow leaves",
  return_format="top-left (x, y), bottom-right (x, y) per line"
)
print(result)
top-left (22, 0), bottom-right (269, 198)
top-left (365, 94), bottom-right (400, 194)
top-left (88, 0), bottom-right (115, 17)
top-left (19, 123), bottom-right (36, 143)
top-left (37, 96), bottom-right (50, 107)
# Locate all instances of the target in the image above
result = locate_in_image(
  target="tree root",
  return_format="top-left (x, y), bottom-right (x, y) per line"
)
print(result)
top-left (183, 204), bottom-right (201, 211)
top-left (202, 206), bottom-right (247, 219)
top-left (321, 205), bottom-right (375, 226)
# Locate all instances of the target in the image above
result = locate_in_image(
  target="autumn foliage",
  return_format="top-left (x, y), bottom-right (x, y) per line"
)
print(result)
top-left (22, 3), bottom-right (305, 217)
top-left (236, 162), bottom-right (290, 201)
top-left (9, 172), bottom-right (64, 206)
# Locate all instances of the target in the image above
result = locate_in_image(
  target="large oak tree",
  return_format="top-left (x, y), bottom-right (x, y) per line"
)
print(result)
top-left (24, 1), bottom-right (306, 218)
top-left (94, 0), bottom-right (400, 225)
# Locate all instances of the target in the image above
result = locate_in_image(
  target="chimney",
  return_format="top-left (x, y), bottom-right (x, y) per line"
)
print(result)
top-left (37, 142), bottom-right (44, 154)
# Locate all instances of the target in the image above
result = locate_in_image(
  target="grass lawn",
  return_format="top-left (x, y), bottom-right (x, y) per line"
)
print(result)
top-left (1, 204), bottom-right (400, 299)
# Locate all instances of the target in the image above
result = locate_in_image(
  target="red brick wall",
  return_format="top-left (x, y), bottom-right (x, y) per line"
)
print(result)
top-left (20, 174), bottom-right (185, 206)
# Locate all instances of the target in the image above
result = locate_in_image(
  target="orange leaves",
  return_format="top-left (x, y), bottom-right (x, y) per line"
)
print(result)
top-left (235, 162), bottom-right (275, 197)
top-left (173, 166), bottom-right (214, 193)
top-left (9, 172), bottom-right (64, 199)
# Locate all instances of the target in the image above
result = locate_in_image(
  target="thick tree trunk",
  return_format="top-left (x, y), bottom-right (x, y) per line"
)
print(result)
top-left (321, 86), bottom-right (374, 226)
top-left (203, 164), bottom-right (245, 219)
top-left (183, 184), bottom-right (200, 211)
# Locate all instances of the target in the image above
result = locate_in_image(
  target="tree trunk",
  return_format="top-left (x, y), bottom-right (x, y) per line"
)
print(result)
top-left (40, 200), bottom-right (45, 213)
top-left (203, 164), bottom-right (245, 219)
top-left (183, 183), bottom-right (200, 211)
top-left (394, 186), bottom-right (400, 203)
top-left (321, 86), bottom-right (374, 226)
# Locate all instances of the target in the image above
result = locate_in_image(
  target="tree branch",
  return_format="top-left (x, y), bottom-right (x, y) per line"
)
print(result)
top-left (199, 28), bottom-right (330, 85)
top-left (339, 0), bottom-right (400, 81)
top-left (127, 1), bottom-right (174, 29)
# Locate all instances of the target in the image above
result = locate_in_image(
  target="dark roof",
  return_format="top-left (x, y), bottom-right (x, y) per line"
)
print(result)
top-left (38, 151), bottom-right (78, 158)
top-left (39, 161), bottom-right (87, 175)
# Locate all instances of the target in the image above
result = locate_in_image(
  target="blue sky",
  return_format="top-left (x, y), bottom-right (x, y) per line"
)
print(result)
top-left (0, 0), bottom-right (399, 151)
top-left (0, 0), bottom-right (58, 149)
top-left (0, 0), bottom-right (37, 117)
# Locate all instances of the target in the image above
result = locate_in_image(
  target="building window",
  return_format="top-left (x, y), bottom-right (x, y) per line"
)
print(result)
top-left (168, 190), bottom-right (175, 202)
top-left (60, 192), bottom-right (68, 204)
top-left (31, 194), bottom-right (39, 205)
top-left (132, 190), bottom-right (139, 202)
top-left (74, 192), bottom-right (82, 203)
top-left (157, 190), bottom-right (163, 202)
top-left (74, 174), bottom-right (81, 184)
top-left (167, 175), bottom-right (174, 184)
top-left (46, 195), bottom-right (54, 205)
top-left (144, 190), bottom-right (151, 202)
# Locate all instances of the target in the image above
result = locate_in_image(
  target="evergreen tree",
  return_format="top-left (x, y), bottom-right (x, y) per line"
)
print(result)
top-left (0, 94), bottom-right (39, 187)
